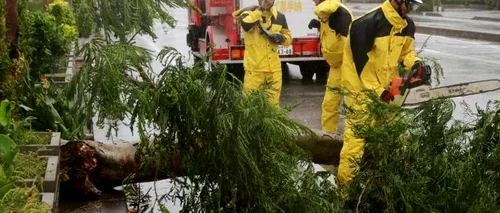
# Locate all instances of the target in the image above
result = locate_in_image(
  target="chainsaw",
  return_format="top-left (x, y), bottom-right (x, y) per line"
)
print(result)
top-left (389, 69), bottom-right (500, 108)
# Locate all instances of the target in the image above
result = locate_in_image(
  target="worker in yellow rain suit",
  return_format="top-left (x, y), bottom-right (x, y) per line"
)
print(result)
top-left (308, 0), bottom-right (353, 134)
top-left (232, 0), bottom-right (292, 106)
top-left (338, 0), bottom-right (431, 185)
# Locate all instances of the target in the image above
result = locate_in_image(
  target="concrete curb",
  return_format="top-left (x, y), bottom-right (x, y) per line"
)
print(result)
top-left (416, 25), bottom-right (500, 42)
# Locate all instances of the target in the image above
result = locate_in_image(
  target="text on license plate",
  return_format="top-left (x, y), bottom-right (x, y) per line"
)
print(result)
top-left (277, 45), bottom-right (293, 55)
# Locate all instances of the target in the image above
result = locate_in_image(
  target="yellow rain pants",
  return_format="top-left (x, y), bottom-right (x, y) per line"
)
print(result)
top-left (313, 0), bottom-right (353, 133)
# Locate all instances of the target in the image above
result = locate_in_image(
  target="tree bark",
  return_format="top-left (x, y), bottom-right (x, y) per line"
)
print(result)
top-left (59, 129), bottom-right (343, 199)
top-left (5, 0), bottom-right (20, 60)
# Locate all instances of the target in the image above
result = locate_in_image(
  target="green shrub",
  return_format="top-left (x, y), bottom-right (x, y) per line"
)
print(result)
top-left (47, 0), bottom-right (78, 41)
top-left (0, 187), bottom-right (51, 212)
top-left (19, 11), bottom-right (72, 79)
top-left (0, 134), bottom-right (18, 199)
top-left (483, 0), bottom-right (500, 9)
top-left (47, 0), bottom-right (76, 26)
top-left (0, 1), bottom-right (9, 79)
top-left (72, 0), bottom-right (95, 38)
top-left (340, 91), bottom-right (500, 212)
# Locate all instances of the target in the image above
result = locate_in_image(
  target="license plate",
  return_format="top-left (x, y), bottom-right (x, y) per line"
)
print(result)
top-left (277, 45), bottom-right (293, 56)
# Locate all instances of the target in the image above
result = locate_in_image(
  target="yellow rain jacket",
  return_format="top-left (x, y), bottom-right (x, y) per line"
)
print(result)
top-left (338, 0), bottom-right (421, 185)
top-left (232, 6), bottom-right (292, 105)
top-left (232, 6), bottom-right (292, 72)
top-left (314, 0), bottom-right (353, 133)
top-left (315, 0), bottom-right (352, 68)
top-left (341, 0), bottom-right (420, 96)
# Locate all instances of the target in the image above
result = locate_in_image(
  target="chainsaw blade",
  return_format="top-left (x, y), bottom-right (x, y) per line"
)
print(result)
top-left (401, 79), bottom-right (500, 107)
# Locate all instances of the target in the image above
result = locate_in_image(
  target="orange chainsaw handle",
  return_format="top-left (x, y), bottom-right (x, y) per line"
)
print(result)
top-left (390, 77), bottom-right (404, 96)
top-left (390, 69), bottom-right (431, 96)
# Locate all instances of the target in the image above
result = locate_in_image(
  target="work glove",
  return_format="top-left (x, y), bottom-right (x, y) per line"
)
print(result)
top-left (308, 19), bottom-right (320, 29)
top-left (270, 34), bottom-right (285, 44)
top-left (380, 89), bottom-right (395, 103)
top-left (410, 61), bottom-right (432, 85)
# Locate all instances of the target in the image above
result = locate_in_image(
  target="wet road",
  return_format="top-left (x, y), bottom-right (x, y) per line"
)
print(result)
top-left (90, 9), bottom-right (500, 213)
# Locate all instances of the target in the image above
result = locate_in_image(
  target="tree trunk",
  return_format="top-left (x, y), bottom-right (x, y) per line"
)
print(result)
top-left (5, 0), bottom-right (20, 60)
top-left (59, 129), bottom-right (343, 199)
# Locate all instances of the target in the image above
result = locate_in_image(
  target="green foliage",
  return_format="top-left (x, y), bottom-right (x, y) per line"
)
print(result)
top-left (18, 79), bottom-right (87, 140)
top-left (16, 0), bottom-right (78, 79)
top-left (0, 0), bottom-right (11, 83)
top-left (9, 0), bottom-right (84, 140)
top-left (0, 100), bottom-right (15, 134)
top-left (11, 130), bottom-right (52, 145)
top-left (482, 0), bottom-right (499, 9)
top-left (0, 100), bottom-right (36, 143)
top-left (141, 62), bottom-right (339, 212)
top-left (0, 99), bottom-right (58, 144)
top-left (48, 0), bottom-right (78, 40)
top-left (78, 0), bottom-right (192, 41)
top-left (72, 0), bottom-right (95, 38)
top-left (0, 134), bottom-right (18, 199)
top-left (69, 42), bottom-right (342, 212)
top-left (0, 0), bottom-right (28, 102)
top-left (68, 39), bottom-right (154, 131)
top-left (48, 0), bottom-right (76, 26)
top-left (20, 0), bottom-right (47, 11)
top-left (14, 152), bottom-right (48, 180)
top-left (0, 135), bottom-right (18, 175)
top-left (0, 186), bottom-right (51, 212)
top-left (19, 11), bottom-right (72, 80)
top-left (339, 90), bottom-right (500, 212)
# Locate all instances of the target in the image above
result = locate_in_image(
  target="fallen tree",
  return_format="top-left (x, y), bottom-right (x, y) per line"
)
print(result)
top-left (64, 37), bottom-right (500, 212)
top-left (58, 129), bottom-right (343, 198)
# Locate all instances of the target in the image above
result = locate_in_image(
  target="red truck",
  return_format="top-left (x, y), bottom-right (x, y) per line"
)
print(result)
top-left (186, 0), bottom-right (329, 83)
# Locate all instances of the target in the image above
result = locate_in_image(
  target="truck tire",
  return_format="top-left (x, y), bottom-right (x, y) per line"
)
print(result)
top-left (187, 25), bottom-right (201, 51)
top-left (186, 32), bottom-right (192, 47)
top-left (299, 61), bottom-right (329, 85)
top-left (299, 63), bottom-right (314, 85)
top-left (226, 64), bottom-right (244, 82)
top-left (282, 62), bottom-right (290, 85)
top-left (315, 61), bottom-right (329, 85)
